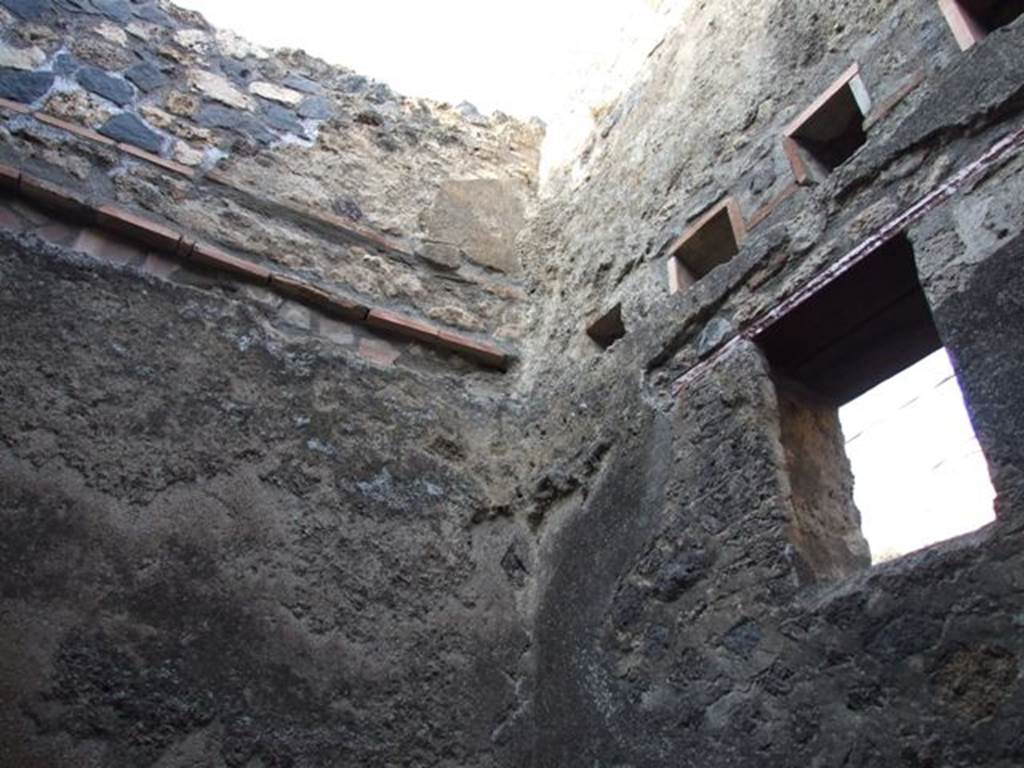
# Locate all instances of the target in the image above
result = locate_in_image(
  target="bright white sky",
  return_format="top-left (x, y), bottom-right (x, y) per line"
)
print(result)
top-left (174, 0), bottom-right (667, 121)
top-left (840, 349), bottom-right (995, 562)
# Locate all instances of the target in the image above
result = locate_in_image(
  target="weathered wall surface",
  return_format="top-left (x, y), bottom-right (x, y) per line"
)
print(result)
top-left (0, 227), bottom-right (530, 767)
top-left (513, 1), bottom-right (1024, 766)
top-left (519, 0), bottom-right (964, 372)
top-left (3, 0), bottom-right (1024, 766)
top-left (0, 0), bottom-right (542, 343)
top-left (0, 4), bottom-right (544, 765)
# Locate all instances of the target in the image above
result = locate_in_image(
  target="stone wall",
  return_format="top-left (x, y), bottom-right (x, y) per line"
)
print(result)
top-left (515, 1), bottom-right (1024, 765)
top-left (2, 1), bottom-right (1024, 766)
top-left (0, 0), bottom-right (542, 348)
top-left (0, 2), bottom-right (540, 765)
top-left (0, 225), bottom-right (534, 766)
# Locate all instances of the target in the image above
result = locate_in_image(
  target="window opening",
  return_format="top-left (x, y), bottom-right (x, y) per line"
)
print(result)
top-left (840, 348), bottom-right (995, 563)
top-left (754, 233), bottom-right (995, 579)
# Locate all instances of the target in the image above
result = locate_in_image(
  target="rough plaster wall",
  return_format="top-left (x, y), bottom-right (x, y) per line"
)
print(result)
top-left (0, 231), bottom-right (530, 767)
top-left (2, 0), bottom-right (1024, 766)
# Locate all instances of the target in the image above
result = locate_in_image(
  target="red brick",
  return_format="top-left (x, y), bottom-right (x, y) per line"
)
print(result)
top-left (96, 204), bottom-right (181, 252)
top-left (35, 113), bottom-right (117, 147)
top-left (938, 0), bottom-right (987, 50)
top-left (269, 273), bottom-right (321, 302)
top-left (665, 196), bottom-right (747, 294)
top-left (190, 241), bottom-right (271, 283)
top-left (667, 197), bottom-right (747, 258)
top-left (323, 294), bottom-right (371, 322)
top-left (175, 238), bottom-right (196, 260)
top-left (203, 168), bottom-right (413, 259)
top-left (19, 175), bottom-right (94, 222)
top-left (435, 330), bottom-right (509, 371)
top-left (0, 163), bottom-right (20, 192)
top-left (269, 273), bottom-right (367, 320)
top-left (783, 63), bottom-right (865, 138)
top-left (366, 308), bottom-right (441, 344)
top-left (0, 97), bottom-right (32, 115)
top-left (204, 171), bottom-right (261, 202)
top-left (782, 137), bottom-right (811, 186)
top-left (119, 142), bottom-right (195, 178)
top-left (307, 206), bottom-right (412, 256)
top-left (203, 169), bottom-right (234, 187)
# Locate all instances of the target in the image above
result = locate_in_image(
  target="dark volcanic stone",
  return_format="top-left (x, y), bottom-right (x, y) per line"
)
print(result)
top-left (340, 74), bottom-right (368, 93)
top-left (197, 104), bottom-right (244, 130)
top-left (52, 53), bottom-right (79, 76)
top-left (124, 62), bottom-right (167, 93)
top-left (0, 68), bottom-right (54, 103)
top-left (262, 104), bottom-right (303, 135)
top-left (220, 58), bottom-right (257, 85)
top-left (99, 113), bottom-right (162, 152)
top-left (333, 197), bottom-right (363, 221)
top-left (723, 620), bottom-right (763, 658)
top-left (198, 104), bottom-right (274, 144)
top-left (653, 550), bottom-right (709, 602)
top-left (0, 0), bottom-right (49, 19)
top-left (283, 74), bottom-right (320, 94)
top-left (131, 2), bottom-right (170, 24)
top-left (77, 67), bottom-right (135, 106)
top-left (91, 0), bottom-right (131, 21)
top-left (297, 95), bottom-right (334, 120)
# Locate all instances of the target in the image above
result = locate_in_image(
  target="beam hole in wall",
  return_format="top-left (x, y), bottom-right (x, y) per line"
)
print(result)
top-left (784, 64), bottom-right (871, 183)
top-left (938, 0), bottom-right (1024, 50)
top-left (666, 197), bottom-right (746, 295)
top-left (586, 303), bottom-right (626, 349)
top-left (754, 233), bottom-right (995, 579)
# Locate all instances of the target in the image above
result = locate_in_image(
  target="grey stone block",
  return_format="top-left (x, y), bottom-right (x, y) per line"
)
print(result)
top-left (99, 113), bottom-right (162, 152)
top-left (77, 66), bottom-right (135, 107)
top-left (0, 68), bottom-right (54, 103)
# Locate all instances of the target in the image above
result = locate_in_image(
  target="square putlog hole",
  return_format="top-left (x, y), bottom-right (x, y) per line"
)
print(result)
top-left (784, 64), bottom-right (872, 181)
top-left (938, 0), bottom-right (1024, 49)
top-left (586, 303), bottom-right (626, 349)
top-left (666, 197), bottom-right (746, 294)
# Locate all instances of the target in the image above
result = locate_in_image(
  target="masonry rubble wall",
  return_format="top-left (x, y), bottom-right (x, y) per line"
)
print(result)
top-left (2, 1), bottom-right (1024, 766)
top-left (0, 0), bottom-right (543, 349)
top-left (514, 1), bottom-right (1024, 765)
top-left (0, 2), bottom-right (539, 765)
